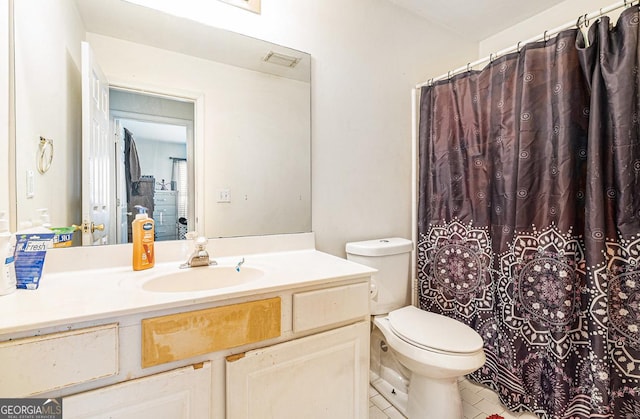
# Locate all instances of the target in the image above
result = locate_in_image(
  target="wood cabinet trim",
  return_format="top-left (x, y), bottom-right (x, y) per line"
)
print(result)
top-left (142, 297), bottom-right (281, 368)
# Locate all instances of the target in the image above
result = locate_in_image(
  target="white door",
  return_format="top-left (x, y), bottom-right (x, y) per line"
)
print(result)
top-left (81, 41), bottom-right (111, 245)
top-left (226, 321), bottom-right (369, 419)
top-left (113, 119), bottom-right (129, 244)
top-left (63, 362), bottom-right (212, 418)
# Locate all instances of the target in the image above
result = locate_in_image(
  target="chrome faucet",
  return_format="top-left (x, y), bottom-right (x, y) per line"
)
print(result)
top-left (180, 236), bottom-right (217, 268)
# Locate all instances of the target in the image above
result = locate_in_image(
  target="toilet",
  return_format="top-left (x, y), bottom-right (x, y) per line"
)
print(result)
top-left (346, 238), bottom-right (486, 419)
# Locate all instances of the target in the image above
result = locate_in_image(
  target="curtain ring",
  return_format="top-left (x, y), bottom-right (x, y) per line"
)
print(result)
top-left (489, 53), bottom-right (494, 63)
top-left (543, 30), bottom-right (549, 42)
top-left (576, 14), bottom-right (583, 28)
top-left (447, 70), bottom-right (452, 80)
top-left (516, 41), bottom-right (522, 53)
top-left (466, 63), bottom-right (471, 72)
top-left (427, 78), bottom-right (433, 87)
top-left (584, 14), bottom-right (590, 27)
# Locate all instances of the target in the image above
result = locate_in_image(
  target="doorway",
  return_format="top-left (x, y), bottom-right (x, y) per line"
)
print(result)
top-left (109, 88), bottom-right (195, 244)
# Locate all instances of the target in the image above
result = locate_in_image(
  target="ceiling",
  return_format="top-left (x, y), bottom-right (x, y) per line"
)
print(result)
top-left (388, 0), bottom-right (564, 41)
top-left (75, 0), bottom-right (311, 82)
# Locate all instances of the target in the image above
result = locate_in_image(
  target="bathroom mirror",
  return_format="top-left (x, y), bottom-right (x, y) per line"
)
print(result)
top-left (12, 0), bottom-right (311, 244)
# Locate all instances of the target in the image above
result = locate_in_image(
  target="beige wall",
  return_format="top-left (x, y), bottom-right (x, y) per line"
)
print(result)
top-left (11, 0), bottom-right (477, 255)
top-left (13, 0), bottom-right (84, 228)
top-left (87, 33), bottom-right (311, 238)
top-left (0, 0), bottom-right (9, 219)
top-left (480, 0), bottom-right (620, 56)
top-left (13, 0), bottom-right (617, 256)
top-left (136, 0), bottom-right (478, 256)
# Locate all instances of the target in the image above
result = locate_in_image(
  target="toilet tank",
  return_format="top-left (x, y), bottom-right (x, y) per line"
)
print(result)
top-left (345, 238), bottom-right (413, 315)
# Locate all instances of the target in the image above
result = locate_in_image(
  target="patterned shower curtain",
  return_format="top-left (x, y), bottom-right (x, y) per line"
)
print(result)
top-left (417, 7), bottom-right (640, 418)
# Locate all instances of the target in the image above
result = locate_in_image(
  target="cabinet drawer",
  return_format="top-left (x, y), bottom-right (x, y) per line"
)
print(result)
top-left (154, 207), bottom-right (177, 222)
top-left (293, 282), bottom-right (370, 333)
top-left (142, 297), bottom-right (281, 368)
top-left (0, 324), bottom-right (118, 396)
top-left (64, 362), bottom-right (211, 418)
top-left (155, 225), bottom-right (176, 236)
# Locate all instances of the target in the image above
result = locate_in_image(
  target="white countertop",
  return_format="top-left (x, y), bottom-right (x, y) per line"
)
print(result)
top-left (0, 248), bottom-right (375, 335)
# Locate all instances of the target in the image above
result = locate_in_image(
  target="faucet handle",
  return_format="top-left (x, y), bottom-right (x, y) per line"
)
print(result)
top-left (195, 236), bottom-right (208, 249)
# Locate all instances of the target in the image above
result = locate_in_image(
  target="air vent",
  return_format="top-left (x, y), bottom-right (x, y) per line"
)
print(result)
top-left (263, 51), bottom-right (301, 68)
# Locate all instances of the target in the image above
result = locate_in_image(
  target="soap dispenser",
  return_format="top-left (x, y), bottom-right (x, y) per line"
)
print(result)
top-left (132, 205), bottom-right (155, 271)
top-left (0, 211), bottom-right (17, 296)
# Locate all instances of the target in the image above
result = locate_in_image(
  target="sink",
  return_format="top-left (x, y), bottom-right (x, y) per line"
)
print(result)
top-left (142, 266), bottom-right (264, 292)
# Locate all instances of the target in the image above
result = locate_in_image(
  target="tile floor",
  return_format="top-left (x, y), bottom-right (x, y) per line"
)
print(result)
top-left (369, 377), bottom-right (540, 419)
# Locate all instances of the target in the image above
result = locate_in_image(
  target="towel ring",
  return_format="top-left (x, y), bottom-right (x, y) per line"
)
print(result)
top-left (37, 136), bottom-right (54, 174)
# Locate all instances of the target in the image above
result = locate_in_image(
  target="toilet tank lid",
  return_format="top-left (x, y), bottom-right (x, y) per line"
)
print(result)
top-left (345, 238), bottom-right (413, 256)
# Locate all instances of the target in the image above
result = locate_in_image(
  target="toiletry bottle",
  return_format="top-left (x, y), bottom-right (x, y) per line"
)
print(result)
top-left (0, 211), bottom-right (17, 296)
top-left (35, 208), bottom-right (52, 229)
top-left (132, 205), bottom-right (155, 271)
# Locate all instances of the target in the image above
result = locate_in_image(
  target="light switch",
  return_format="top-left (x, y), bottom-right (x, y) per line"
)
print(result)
top-left (217, 189), bottom-right (231, 203)
top-left (26, 170), bottom-right (35, 199)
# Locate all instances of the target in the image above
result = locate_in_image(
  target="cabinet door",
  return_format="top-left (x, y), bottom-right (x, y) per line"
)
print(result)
top-left (63, 362), bottom-right (211, 419)
top-left (226, 321), bottom-right (369, 419)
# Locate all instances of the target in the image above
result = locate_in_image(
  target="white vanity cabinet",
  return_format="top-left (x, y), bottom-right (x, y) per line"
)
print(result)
top-left (63, 362), bottom-right (212, 419)
top-left (0, 324), bottom-right (119, 397)
top-left (226, 321), bottom-right (369, 419)
top-left (0, 247), bottom-right (373, 419)
top-left (226, 281), bottom-right (370, 419)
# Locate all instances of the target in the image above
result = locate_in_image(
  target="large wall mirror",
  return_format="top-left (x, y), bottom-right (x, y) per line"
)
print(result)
top-left (12, 0), bottom-right (311, 245)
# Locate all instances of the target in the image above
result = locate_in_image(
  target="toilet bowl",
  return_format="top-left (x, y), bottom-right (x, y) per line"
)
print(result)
top-left (373, 306), bottom-right (485, 418)
top-left (345, 238), bottom-right (486, 419)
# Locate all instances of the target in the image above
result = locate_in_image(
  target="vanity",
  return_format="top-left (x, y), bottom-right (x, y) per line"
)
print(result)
top-left (0, 233), bottom-right (374, 418)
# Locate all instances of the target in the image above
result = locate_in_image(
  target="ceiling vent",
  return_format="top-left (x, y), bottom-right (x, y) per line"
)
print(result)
top-left (263, 51), bottom-right (301, 68)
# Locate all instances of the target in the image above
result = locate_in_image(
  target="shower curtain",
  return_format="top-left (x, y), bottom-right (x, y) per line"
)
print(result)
top-left (417, 7), bottom-right (640, 418)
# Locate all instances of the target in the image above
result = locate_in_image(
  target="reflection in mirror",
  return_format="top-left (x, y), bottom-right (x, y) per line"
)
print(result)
top-left (109, 88), bottom-right (194, 244)
top-left (13, 0), bottom-right (311, 246)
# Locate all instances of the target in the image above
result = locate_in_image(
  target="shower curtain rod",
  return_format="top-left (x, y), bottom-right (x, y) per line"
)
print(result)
top-left (417, 0), bottom-right (637, 88)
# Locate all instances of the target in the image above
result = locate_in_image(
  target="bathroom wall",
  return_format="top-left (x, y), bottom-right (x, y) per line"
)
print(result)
top-left (192, 0), bottom-right (621, 256)
top-left (0, 0), bottom-right (8, 218)
top-left (87, 33), bottom-right (311, 238)
top-left (13, 0), bottom-right (84, 229)
top-left (10, 0), bottom-right (478, 254)
top-left (132, 0), bottom-right (479, 256)
top-left (480, 0), bottom-right (617, 56)
top-left (10, 0), bottom-right (615, 256)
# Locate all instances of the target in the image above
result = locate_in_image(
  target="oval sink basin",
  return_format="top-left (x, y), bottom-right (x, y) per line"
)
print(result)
top-left (142, 266), bottom-right (264, 292)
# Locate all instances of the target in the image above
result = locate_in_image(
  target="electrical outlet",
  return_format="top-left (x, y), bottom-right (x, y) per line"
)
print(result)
top-left (217, 189), bottom-right (231, 203)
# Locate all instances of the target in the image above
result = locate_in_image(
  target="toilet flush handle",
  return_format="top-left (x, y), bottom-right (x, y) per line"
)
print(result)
top-left (370, 278), bottom-right (379, 299)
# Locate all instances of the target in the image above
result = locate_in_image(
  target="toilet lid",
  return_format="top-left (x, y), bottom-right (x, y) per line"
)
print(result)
top-left (388, 306), bottom-right (483, 354)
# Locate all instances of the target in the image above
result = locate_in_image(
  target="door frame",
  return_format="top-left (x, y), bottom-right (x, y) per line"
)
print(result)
top-left (107, 81), bottom-right (204, 240)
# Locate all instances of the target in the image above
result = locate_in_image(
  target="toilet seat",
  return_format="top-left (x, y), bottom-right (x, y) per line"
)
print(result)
top-left (388, 306), bottom-right (483, 354)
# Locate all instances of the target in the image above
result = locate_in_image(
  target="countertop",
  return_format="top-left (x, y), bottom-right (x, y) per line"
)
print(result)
top-left (0, 246), bottom-right (375, 336)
